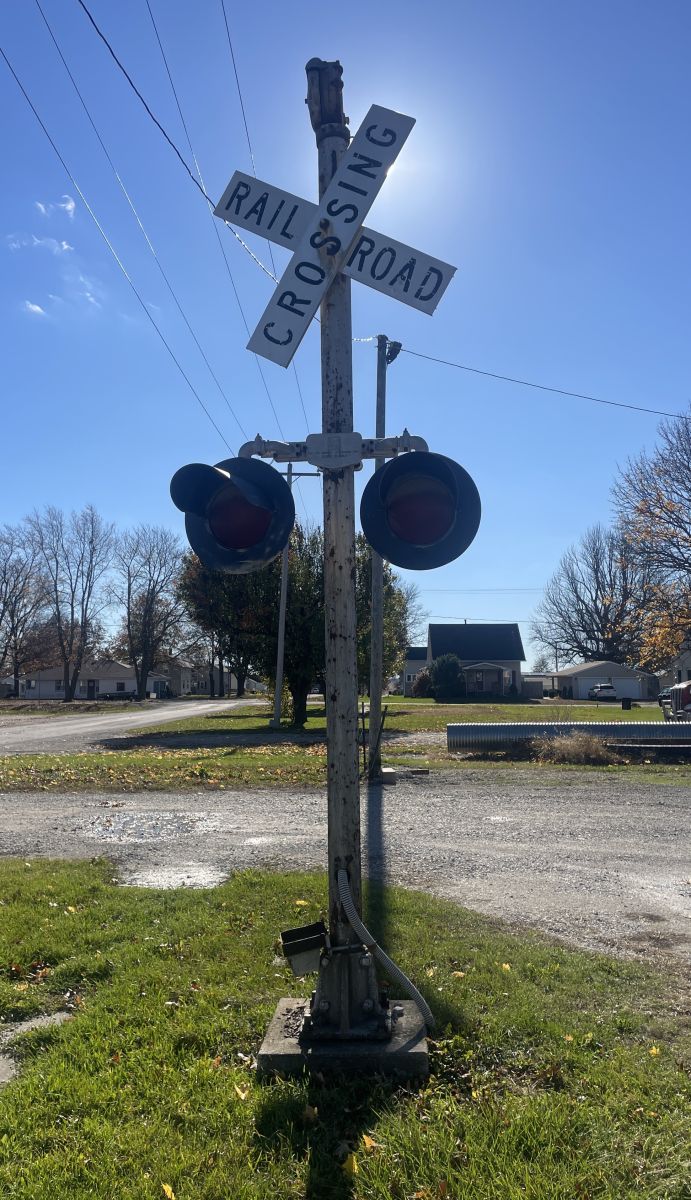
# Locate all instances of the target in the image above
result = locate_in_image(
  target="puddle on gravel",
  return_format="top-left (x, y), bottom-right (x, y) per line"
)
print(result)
top-left (119, 862), bottom-right (229, 889)
top-left (76, 810), bottom-right (225, 844)
top-left (0, 1011), bottom-right (72, 1087)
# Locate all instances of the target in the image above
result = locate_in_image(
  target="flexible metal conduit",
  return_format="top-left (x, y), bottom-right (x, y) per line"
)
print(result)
top-left (337, 869), bottom-right (435, 1029)
top-left (447, 722), bottom-right (690, 752)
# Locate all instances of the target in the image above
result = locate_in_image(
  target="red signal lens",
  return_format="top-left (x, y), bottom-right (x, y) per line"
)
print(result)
top-left (385, 475), bottom-right (456, 545)
top-left (208, 490), bottom-right (272, 550)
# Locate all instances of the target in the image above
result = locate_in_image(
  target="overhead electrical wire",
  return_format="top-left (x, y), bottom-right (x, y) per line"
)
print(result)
top-left (400, 347), bottom-right (690, 423)
top-left (216, 0), bottom-right (312, 436)
top-left (142, 0), bottom-right (290, 453)
top-left (34, 0), bottom-right (248, 442)
top-left (0, 42), bottom-right (234, 454)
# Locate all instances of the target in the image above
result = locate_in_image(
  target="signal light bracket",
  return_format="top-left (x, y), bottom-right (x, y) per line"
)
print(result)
top-left (238, 429), bottom-right (428, 471)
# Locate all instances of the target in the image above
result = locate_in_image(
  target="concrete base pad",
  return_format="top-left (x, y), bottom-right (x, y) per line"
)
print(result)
top-left (381, 767), bottom-right (397, 785)
top-left (257, 998), bottom-right (428, 1078)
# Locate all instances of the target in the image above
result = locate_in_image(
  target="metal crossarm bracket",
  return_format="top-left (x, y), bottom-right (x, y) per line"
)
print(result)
top-left (238, 429), bottom-right (429, 470)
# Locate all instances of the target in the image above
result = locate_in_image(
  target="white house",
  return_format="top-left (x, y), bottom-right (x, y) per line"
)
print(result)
top-left (402, 646), bottom-right (427, 696)
top-left (555, 660), bottom-right (659, 700)
top-left (22, 660), bottom-right (168, 700)
top-left (670, 638), bottom-right (691, 685)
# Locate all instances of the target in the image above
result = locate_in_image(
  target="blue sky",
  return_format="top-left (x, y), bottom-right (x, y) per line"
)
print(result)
top-left (2, 0), bottom-right (690, 665)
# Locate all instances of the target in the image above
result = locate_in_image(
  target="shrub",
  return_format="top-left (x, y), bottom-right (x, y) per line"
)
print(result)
top-left (428, 653), bottom-right (462, 700)
top-left (533, 730), bottom-right (621, 765)
top-left (412, 669), bottom-right (432, 698)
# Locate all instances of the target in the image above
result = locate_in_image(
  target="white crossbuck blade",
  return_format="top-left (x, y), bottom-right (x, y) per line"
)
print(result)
top-left (215, 171), bottom-right (456, 319)
top-left (214, 104), bottom-right (456, 368)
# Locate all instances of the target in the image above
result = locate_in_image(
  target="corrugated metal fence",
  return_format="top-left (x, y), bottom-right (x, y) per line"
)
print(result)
top-left (447, 722), bottom-right (690, 752)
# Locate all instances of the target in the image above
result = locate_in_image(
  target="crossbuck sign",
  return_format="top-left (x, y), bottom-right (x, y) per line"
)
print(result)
top-left (215, 105), bottom-right (456, 367)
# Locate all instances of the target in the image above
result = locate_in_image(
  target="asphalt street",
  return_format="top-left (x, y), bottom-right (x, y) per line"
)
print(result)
top-left (0, 698), bottom-right (258, 754)
top-left (1, 767), bottom-right (688, 964)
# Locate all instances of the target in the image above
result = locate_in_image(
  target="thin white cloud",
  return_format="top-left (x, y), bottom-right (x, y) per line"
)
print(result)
top-left (58, 195), bottom-right (76, 218)
top-left (33, 194), bottom-right (76, 219)
top-left (23, 300), bottom-right (46, 316)
top-left (6, 234), bottom-right (73, 255)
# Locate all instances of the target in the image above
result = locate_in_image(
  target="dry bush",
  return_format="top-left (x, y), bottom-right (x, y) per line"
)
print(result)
top-left (533, 730), bottom-right (621, 765)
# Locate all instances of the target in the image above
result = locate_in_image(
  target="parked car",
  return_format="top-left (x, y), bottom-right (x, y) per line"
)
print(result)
top-left (587, 683), bottom-right (617, 700)
top-left (658, 687), bottom-right (672, 707)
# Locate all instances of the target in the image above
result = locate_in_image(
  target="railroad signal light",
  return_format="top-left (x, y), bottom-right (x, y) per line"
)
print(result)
top-left (170, 457), bottom-right (295, 574)
top-left (360, 450), bottom-right (481, 570)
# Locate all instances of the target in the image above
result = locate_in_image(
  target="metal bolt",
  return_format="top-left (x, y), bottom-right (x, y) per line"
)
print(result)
top-left (359, 953), bottom-right (372, 969)
top-left (362, 997), bottom-right (374, 1013)
top-left (318, 999), bottom-right (330, 1013)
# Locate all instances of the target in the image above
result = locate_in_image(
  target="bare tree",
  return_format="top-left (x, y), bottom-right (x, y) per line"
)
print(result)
top-left (613, 410), bottom-right (691, 664)
top-left (28, 505), bottom-right (115, 701)
top-left (0, 525), bottom-right (51, 694)
top-left (111, 526), bottom-right (184, 700)
top-left (531, 524), bottom-right (656, 667)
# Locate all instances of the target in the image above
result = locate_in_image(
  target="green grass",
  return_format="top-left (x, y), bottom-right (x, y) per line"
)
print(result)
top-left (0, 860), bottom-right (688, 1199)
top-left (143, 699), bottom-right (664, 738)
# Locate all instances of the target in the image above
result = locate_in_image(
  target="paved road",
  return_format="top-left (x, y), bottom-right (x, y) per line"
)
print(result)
top-left (1, 767), bottom-right (688, 964)
top-left (0, 699), bottom-right (258, 754)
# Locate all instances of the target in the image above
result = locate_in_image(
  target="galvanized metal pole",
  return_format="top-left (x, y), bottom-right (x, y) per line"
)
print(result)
top-left (368, 335), bottom-right (388, 780)
top-left (306, 60), bottom-right (363, 947)
top-left (269, 462), bottom-right (292, 729)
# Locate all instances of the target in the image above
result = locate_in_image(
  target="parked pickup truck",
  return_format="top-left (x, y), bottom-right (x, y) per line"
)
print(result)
top-left (662, 680), bottom-right (691, 721)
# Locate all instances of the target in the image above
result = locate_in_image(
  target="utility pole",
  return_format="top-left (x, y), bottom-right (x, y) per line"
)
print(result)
top-left (306, 60), bottom-right (370, 1021)
top-left (269, 463), bottom-right (292, 729)
top-left (368, 334), bottom-right (401, 780)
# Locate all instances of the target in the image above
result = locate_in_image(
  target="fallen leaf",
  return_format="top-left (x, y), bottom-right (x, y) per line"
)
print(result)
top-left (342, 1153), bottom-right (358, 1176)
top-left (501, 963), bottom-right (511, 972)
top-left (563, 1034), bottom-right (574, 1042)
top-left (362, 1134), bottom-right (380, 1152)
top-left (452, 970), bottom-right (466, 978)
top-left (294, 899), bottom-right (309, 906)
top-left (161, 1186), bottom-right (176, 1200)
top-left (14, 982), bottom-right (29, 992)
top-left (438, 1184), bottom-right (449, 1197)
top-left (425, 966), bottom-right (437, 977)
top-left (649, 1045), bottom-right (660, 1056)
top-left (211, 1055), bottom-right (222, 1068)
top-left (234, 1084), bottom-right (249, 1100)
top-left (66, 906), bottom-right (77, 914)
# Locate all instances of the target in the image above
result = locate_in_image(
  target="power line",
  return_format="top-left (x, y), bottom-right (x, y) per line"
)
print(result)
top-left (420, 587), bottom-right (542, 594)
top-left (34, 0), bottom-right (248, 441)
top-left (143, 0), bottom-right (289, 447)
top-left (400, 347), bottom-right (690, 423)
top-left (74, 0), bottom-right (277, 284)
top-left (217, 0), bottom-right (312, 437)
top-left (0, 41), bottom-right (234, 454)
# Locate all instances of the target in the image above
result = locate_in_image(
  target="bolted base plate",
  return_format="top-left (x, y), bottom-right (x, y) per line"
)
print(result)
top-left (257, 998), bottom-right (428, 1078)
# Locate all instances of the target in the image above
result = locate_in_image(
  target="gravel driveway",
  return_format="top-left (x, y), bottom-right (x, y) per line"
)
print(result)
top-left (1, 767), bottom-right (688, 965)
top-left (0, 699), bottom-right (258, 754)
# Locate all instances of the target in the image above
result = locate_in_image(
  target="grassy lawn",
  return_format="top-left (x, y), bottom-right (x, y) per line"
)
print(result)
top-left (0, 745), bottom-right (687, 791)
top-left (143, 700), bottom-right (663, 739)
top-left (0, 860), bottom-right (688, 1199)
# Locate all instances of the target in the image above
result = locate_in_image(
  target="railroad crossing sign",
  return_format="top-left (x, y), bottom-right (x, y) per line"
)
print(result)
top-left (214, 104), bottom-right (457, 367)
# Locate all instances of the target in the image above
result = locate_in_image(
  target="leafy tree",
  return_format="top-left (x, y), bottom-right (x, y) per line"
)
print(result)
top-left (354, 534), bottom-right (423, 693)
top-left (177, 553), bottom-right (279, 699)
top-left (531, 525), bottom-right (656, 668)
top-left (27, 505), bottom-right (114, 700)
top-left (111, 526), bottom-right (185, 700)
top-left (428, 653), bottom-right (463, 700)
top-left (412, 668), bottom-right (432, 698)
